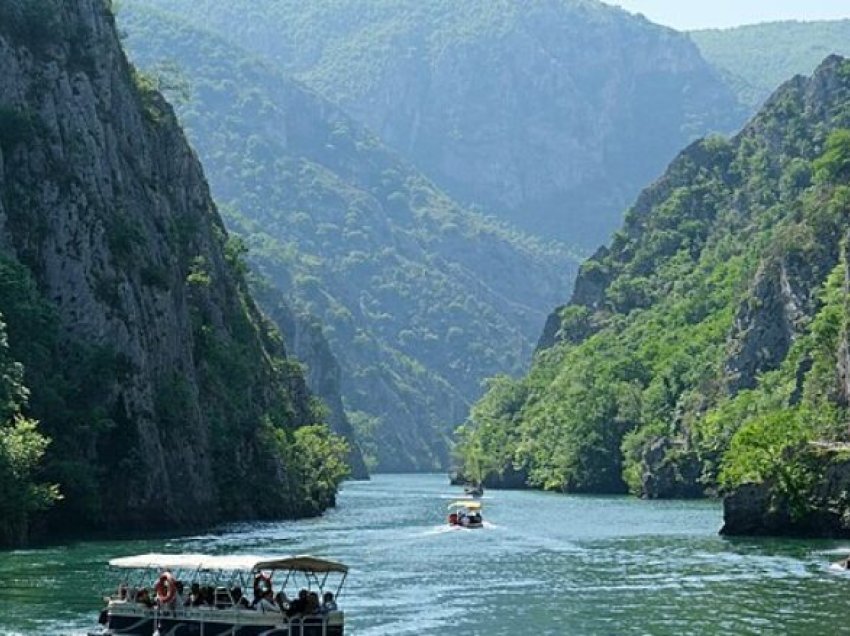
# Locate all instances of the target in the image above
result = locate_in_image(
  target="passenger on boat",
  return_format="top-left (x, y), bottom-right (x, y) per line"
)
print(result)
top-left (255, 589), bottom-right (280, 613)
top-left (306, 591), bottom-right (321, 615)
top-left (202, 585), bottom-right (215, 607)
top-left (185, 582), bottom-right (204, 607)
top-left (275, 590), bottom-right (290, 612)
top-left (136, 588), bottom-right (154, 608)
top-left (117, 583), bottom-right (128, 601)
top-left (232, 586), bottom-right (251, 609)
top-left (322, 591), bottom-right (337, 613)
top-left (286, 589), bottom-right (309, 616)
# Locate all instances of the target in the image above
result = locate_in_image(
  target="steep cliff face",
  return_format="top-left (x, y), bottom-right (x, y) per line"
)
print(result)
top-left (0, 0), bottom-right (336, 537)
top-left (129, 0), bottom-right (744, 248)
top-left (119, 7), bottom-right (576, 472)
top-left (457, 56), bottom-right (850, 512)
top-left (258, 293), bottom-right (369, 479)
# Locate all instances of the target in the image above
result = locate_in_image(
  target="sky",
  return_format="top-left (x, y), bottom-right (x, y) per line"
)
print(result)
top-left (604, 0), bottom-right (850, 31)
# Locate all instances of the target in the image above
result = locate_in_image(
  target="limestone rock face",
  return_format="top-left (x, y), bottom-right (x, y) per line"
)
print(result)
top-left (261, 298), bottom-right (369, 480)
top-left (0, 0), bottom-right (326, 534)
top-left (132, 0), bottom-right (745, 248)
top-left (118, 6), bottom-right (576, 472)
top-left (724, 256), bottom-right (815, 393)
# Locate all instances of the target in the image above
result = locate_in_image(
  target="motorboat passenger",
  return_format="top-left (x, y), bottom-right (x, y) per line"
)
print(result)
top-left (274, 590), bottom-right (290, 612)
top-left (287, 588), bottom-right (309, 617)
top-left (322, 592), bottom-right (338, 613)
top-left (307, 591), bottom-right (321, 614)
top-left (136, 588), bottom-right (154, 608)
top-left (255, 589), bottom-right (280, 613)
top-left (232, 586), bottom-right (251, 609)
top-left (185, 582), bottom-right (203, 607)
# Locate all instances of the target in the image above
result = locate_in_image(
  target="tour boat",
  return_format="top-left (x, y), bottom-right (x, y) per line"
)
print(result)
top-left (88, 553), bottom-right (348, 636)
top-left (447, 500), bottom-right (484, 529)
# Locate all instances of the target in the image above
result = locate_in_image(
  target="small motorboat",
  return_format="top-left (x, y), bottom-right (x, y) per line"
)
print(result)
top-left (447, 500), bottom-right (484, 529)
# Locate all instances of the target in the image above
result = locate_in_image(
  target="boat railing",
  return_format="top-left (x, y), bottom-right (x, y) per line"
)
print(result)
top-left (108, 599), bottom-right (343, 634)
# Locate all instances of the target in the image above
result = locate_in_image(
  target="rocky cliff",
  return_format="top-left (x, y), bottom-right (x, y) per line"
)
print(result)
top-left (0, 0), bottom-right (342, 539)
top-left (119, 6), bottom-right (576, 472)
top-left (258, 291), bottom-right (369, 479)
top-left (127, 0), bottom-right (745, 248)
top-left (457, 56), bottom-right (850, 518)
top-left (721, 444), bottom-right (850, 538)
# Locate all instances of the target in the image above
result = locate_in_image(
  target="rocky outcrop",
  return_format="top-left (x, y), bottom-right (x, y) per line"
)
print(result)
top-left (724, 257), bottom-right (812, 393)
top-left (638, 438), bottom-right (704, 499)
top-left (722, 445), bottom-right (850, 537)
top-left (0, 0), bottom-right (333, 536)
top-left (260, 296), bottom-right (369, 480)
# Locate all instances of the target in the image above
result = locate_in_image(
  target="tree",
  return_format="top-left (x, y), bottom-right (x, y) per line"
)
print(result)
top-left (0, 315), bottom-right (59, 546)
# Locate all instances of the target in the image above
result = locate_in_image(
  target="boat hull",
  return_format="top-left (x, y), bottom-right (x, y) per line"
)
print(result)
top-left (92, 608), bottom-right (343, 636)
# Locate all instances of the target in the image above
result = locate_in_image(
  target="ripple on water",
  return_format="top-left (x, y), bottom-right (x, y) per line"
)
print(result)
top-left (1, 474), bottom-right (849, 636)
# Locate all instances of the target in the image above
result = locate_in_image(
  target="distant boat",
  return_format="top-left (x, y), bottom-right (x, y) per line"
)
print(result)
top-left (464, 483), bottom-right (484, 497)
top-left (448, 500), bottom-right (484, 529)
top-left (88, 553), bottom-right (348, 636)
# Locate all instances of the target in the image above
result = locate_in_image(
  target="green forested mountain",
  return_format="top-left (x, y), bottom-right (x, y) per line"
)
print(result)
top-left (692, 20), bottom-right (850, 109)
top-left (457, 56), bottom-right (850, 513)
top-left (128, 0), bottom-right (743, 247)
top-left (119, 6), bottom-right (577, 472)
top-left (0, 0), bottom-right (347, 545)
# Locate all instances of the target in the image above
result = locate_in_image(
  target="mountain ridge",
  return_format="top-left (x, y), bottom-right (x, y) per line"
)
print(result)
top-left (119, 4), bottom-right (578, 471)
top-left (456, 55), bottom-right (850, 520)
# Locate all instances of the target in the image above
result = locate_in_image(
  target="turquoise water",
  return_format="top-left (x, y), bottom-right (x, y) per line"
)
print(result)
top-left (1, 474), bottom-right (849, 635)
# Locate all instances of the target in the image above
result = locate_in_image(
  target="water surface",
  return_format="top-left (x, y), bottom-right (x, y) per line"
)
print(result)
top-left (1, 474), bottom-right (848, 635)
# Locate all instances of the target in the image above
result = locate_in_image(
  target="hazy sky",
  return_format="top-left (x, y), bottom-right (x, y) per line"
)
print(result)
top-left (604, 0), bottom-right (850, 30)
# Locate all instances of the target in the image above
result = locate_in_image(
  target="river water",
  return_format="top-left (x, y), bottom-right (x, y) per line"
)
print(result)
top-left (1, 473), bottom-right (849, 635)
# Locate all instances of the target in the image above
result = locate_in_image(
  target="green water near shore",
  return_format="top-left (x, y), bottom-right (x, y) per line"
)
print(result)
top-left (1, 474), bottom-right (849, 635)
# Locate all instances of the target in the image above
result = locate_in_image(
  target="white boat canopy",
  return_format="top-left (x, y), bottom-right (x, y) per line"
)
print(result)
top-left (108, 553), bottom-right (348, 574)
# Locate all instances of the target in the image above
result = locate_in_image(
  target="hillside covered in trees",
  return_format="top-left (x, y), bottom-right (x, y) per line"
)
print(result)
top-left (128, 0), bottom-right (743, 248)
top-left (456, 56), bottom-right (850, 524)
top-left (0, 0), bottom-right (348, 546)
top-left (692, 19), bottom-right (850, 109)
top-left (119, 6), bottom-right (577, 471)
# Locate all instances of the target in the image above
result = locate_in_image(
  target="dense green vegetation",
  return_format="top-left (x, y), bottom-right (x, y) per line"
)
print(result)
top-left (129, 0), bottom-right (743, 247)
top-left (120, 6), bottom-right (576, 471)
top-left (0, 307), bottom-right (58, 546)
top-left (457, 57), bottom-right (850, 506)
top-left (0, 0), bottom-right (350, 545)
top-left (692, 20), bottom-right (850, 108)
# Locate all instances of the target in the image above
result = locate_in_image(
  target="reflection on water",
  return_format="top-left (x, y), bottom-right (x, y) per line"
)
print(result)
top-left (0, 474), bottom-right (848, 635)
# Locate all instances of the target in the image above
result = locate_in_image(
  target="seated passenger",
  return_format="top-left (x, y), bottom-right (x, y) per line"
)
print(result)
top-left (286, 589), bottom-right (309, 617)
top-left (255, 589), bottom-right (280, 613)
top-left (202, 586), bottom-right (215, 607)
top-left (306, 591), bottom-right (321, 615)
top-left (231, 586), bottom-right (251, 609)
top-left (274, 590), bottom-right (290, 612)
top-left (175, 580), bottom-right (185, 605)
top-left (136, 588), bottom-right (154, 609)
top-left (185, 582), bottom-right (203, 607)
top-left (321, 591), bottom-right (337, 613)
